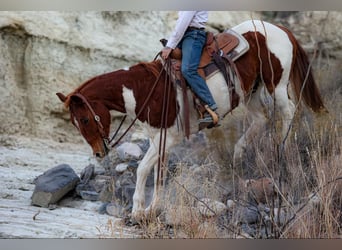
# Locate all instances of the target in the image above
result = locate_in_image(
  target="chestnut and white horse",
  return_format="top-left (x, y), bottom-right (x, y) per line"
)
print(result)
top-left (56, 20), bottom-right (326, 221)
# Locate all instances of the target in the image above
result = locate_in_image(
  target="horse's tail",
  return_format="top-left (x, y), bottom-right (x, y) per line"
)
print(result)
top-left (279, 25), bottom-right (327, 113)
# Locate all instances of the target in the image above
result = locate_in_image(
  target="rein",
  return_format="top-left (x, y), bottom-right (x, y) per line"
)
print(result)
top-left (109, 56), bottom-right (167, 148)
top-left (156, 58), bottom-right (173, 188)
top-left (73, 56), bottom-right (172, 191)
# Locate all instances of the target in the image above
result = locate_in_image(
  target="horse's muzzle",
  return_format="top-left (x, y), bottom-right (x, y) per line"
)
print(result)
top-left (93, 139), bottom-right (110, 158)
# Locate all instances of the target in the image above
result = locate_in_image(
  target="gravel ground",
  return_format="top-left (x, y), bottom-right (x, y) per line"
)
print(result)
top-left (0, 135), bottom-right (140, 238)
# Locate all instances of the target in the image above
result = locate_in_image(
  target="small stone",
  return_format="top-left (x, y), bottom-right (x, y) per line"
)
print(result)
top-left (115, 163), bottom-right (128, 173)
top-left (98, 202), bottom-right (109, 214)
top-left (79, 164), bottom-right (95, 184)
top-left (99, 182), bottom-right (114, 202)
top-left (106, 202), bottom-right (126, 217)
top-left (116, 142), bottom-right (143, 160)
top-left (245, 177), bottom-right (275, 204)
top-left (240, 206), bottom-right (260, 224)
top-left (75, 183), bottom-right (94, 196)
top-left (197, 198), bottom-right (227, 217)
top-left (227, 199), bottom-right (236, 210)
top-left (79, 190), bottom-right (99, 201)
top-left (127, 160), bottom-right (139, 169)
top-left (93, 175), bottom-right (111, 193)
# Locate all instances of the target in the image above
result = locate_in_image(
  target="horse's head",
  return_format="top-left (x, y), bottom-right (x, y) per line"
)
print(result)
top-left (56, 92), bottom-right (111, 158)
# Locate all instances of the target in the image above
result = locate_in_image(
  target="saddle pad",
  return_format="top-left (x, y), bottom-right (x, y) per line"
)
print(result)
top-left (224, 29), bottom-right (250, 61)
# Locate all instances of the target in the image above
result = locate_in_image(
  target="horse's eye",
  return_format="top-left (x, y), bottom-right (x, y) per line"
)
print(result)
top-left (80, 117), bottom-right (89, 125)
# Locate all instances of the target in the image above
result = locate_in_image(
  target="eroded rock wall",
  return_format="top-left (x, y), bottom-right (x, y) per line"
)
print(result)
top-left (0, 11), bottom-right (340, 142)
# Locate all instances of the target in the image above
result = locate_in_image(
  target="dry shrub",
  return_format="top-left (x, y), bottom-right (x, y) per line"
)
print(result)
top-left (133, 58), bottom-right (342, 238)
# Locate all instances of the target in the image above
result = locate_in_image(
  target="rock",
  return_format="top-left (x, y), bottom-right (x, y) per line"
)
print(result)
top-left (244, 177), bottom-right (275, 204)
top-left (238, 206), bottom-right (260, 224)
top-left (31, 164), bottom-right (80, 207)
top-left (116, 142), bottom-right (143, 160)
top-left (127, 160), bottom-right (139, 169)
top-left (105, 202), bottom-right (126, 217)
top-left (114, 185), bottom-right (135, 210)
top-left (99, 182), bottom-right (114, 202)
top-left (115, 163), bottom-right (128, 173)
top-left (79, 190), bottom-right (99, 201)
top-left (227, 199), bottom-right (237, 210)
top-left (227, 201), bottom-right (261, 225)
top-left (93, 175), bottom-right (111, 193)
top-left (75, 182), bottom-right (95, 196)
top-left (79, 164), bottom-right (95, 184)
top-left (98, 202), bottom-right (109, 214)
top-left (197, 198), bottom-right (227, 217)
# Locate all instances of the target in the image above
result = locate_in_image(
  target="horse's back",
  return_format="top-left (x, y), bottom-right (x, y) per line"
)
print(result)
top-left (232, 20), bottom-right (293, 55)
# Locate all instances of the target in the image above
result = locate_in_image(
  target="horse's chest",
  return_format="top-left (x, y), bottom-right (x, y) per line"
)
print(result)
top-left (122, 86), bottom-right (178, 129)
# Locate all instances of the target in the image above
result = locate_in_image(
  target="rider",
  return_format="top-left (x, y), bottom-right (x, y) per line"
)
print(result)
top-left (161, 11), bottom-right (219, 129)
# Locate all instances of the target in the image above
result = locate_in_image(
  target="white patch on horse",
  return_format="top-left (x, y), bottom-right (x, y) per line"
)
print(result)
top-left (207, 70), bottom-right (234, 115)
top-left (73, 117), bottom-right (80, 130)
top-left (122, 86), bottom-right (137, 118)
top-left (233, 20), bottom-right (293, 88)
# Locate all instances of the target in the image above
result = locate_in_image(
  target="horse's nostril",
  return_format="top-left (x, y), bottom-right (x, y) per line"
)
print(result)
top-left (95, 152), bottom-right (101, 158)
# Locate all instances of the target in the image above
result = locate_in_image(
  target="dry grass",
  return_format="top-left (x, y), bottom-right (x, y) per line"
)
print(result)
top-left (104, 56), bottom-right (342, 239)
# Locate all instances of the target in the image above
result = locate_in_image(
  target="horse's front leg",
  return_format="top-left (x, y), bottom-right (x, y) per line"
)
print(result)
top-left (145, 151), bottom-right (169, 217)
top-left (131, 139), bottom-right (158, 221)
top-left (132, 131), bottom-right (177, 222)
top-left (233, 112), bottom-right (267, 163)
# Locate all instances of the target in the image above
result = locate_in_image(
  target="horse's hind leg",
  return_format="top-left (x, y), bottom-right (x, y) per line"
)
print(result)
top-left (274, 84), bottom-right (296, 143)
top-left (233, 87), bottom-right (268, 162)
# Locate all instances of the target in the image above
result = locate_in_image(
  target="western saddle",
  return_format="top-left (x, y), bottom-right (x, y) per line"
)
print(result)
top-left (160, 30), bottom-right (245, 135)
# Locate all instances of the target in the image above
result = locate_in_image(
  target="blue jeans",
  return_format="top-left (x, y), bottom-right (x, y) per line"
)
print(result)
top-left (178, 29), bottom-right (217, 111)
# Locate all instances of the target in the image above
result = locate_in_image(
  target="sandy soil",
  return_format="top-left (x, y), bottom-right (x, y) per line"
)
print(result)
top-left (0, 135), bottom-right (140, 238)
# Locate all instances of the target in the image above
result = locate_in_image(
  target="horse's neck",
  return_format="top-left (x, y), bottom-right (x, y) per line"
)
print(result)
top-left (82, 79), bottom-right (126, 114)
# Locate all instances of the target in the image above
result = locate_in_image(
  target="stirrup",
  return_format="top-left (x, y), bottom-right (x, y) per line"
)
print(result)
top-left (198, 105), bottom-right (220, 130)
top-left (204, 105), bottom-right (219, 124)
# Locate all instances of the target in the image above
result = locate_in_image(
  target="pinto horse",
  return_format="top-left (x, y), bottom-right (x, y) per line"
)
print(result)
top-left (56, 20), bottom-right (326, 221)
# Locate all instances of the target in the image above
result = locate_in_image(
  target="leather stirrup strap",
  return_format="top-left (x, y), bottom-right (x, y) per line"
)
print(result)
top-left (180, 76), bottom-right (190, 139)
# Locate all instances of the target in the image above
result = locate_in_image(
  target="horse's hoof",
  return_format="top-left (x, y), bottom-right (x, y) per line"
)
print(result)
top-left (130, 210), bottom-right (146, 224)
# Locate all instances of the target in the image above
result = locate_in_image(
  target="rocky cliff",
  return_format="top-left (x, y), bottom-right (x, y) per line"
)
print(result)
top-left (0, 11), bottom-right (340, 142)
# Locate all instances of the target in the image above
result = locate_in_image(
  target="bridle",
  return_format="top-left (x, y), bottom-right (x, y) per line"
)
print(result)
top-left (72, 93), bottom-right (111, 151)
top-left (71, 57), bottom-right (166, 151)
top-left (71, 57), bottom-right (174, 194)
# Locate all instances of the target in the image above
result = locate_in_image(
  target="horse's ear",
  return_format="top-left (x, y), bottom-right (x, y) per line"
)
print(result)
top-left (56, 92), bottom-right (67, 103)
top-left (69, 94), bottom-right (83, 104)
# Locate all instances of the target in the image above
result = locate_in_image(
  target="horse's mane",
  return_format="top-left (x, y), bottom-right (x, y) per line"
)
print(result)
top-left (63, 59), bottom-right (163, 109)
top-left (138, 60), bottom-right (163, 78)
top-left (63, 75), bottom-right (99, 109)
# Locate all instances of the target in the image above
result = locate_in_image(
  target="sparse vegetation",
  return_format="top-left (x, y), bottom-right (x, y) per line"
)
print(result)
top-left (109, 42), bottom-right (342, 239)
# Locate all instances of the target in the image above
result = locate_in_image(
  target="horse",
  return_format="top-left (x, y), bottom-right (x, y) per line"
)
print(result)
top-left (56, 20), bottom-right (326, 221)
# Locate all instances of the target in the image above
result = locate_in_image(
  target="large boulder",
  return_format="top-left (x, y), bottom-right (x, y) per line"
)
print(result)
top-left (31, 164), bottom-right (80, 207)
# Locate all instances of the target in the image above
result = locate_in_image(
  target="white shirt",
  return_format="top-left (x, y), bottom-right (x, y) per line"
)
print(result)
top-left (166, 11), bottom-right (208, 49)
